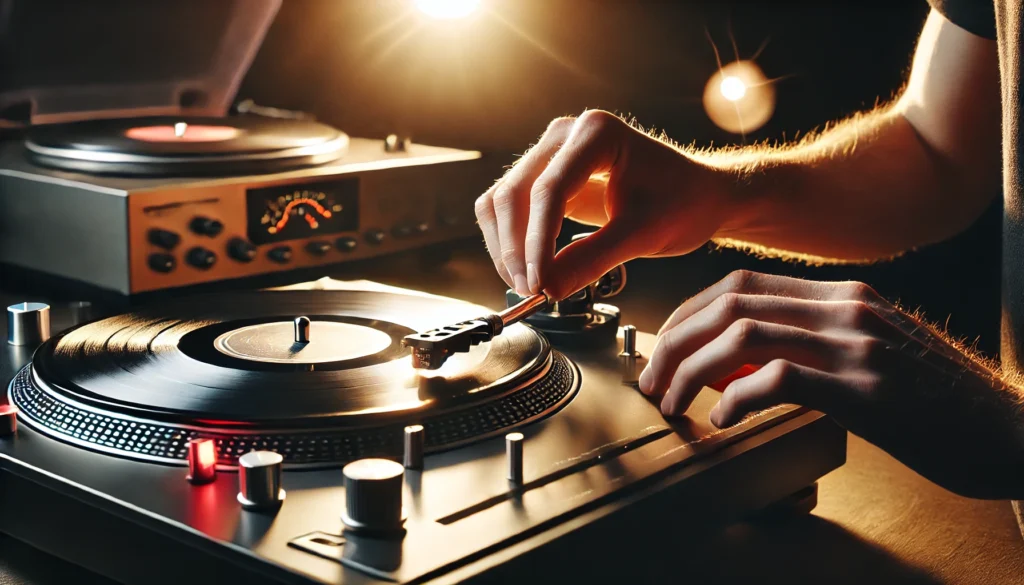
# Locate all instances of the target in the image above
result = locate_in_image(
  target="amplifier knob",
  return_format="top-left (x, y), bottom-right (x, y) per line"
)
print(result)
top-left (227, 238), bottom-right (257, 262)
top-left (185, 247), bottom-right (217, 269)
top-left (189, 216), bottom-right (224, 237)
top-left (237, 451), bottom-right (285, 512)
top-left (305, 240), bottom-right (332, 256)
top-left (392, 224), bottom-right (413, 239)
top-left (364, 229), bottom-right (386, 245)
top-left (148, 253), bottom-right (176, 273)
top-left (342, 458), bottom-right (406, 535)
top-left (267, 246), bottom-right (293, 264)
top-left (147, 228), bottom-right (180, 250)
top-left (335, 236), bottom-right (358, 252)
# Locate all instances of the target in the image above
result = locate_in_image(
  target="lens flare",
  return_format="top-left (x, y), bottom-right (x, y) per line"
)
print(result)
top-left (719, 76), bottom-right (747, 102)
top-left (415, 0), bottom-right (481, 19)
top-left (703, 60), bottom-right (775, 135)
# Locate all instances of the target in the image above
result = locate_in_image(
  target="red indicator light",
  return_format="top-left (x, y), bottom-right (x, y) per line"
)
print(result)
top-left (0, 404), bottom-right (17, 436)
top-left (187, 438), bottom-right (217, 484)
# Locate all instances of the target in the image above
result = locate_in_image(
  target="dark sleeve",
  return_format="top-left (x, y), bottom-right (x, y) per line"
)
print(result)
top-left (927, 0), bottom-right (997, 39)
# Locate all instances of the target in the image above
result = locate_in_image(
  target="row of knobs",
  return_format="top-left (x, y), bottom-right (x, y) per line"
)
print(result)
top-left (188, 426), bottom-right (527, 536)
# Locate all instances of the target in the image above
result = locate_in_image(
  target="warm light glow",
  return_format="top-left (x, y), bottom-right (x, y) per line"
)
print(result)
top-left (187, 438), bottom-right (217, 484)
top-left (720, 76), bottom-right (747, 102)
top-left (703, 60), bottom-right (776, 135)
top-left (415, 0), bottom-right (480, 19)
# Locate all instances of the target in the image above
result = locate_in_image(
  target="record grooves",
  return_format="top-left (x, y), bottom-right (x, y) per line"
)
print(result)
top-left (8, 290), bottom-right (580, 468)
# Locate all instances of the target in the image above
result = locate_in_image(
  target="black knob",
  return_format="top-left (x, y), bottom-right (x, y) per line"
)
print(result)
top-left (185, 247), bottom-right (217, 269)
top-left (267, 246), bottom-right (293, 264)
top-left (227, 238), bottom-right (257, 263)
top-left (364, 229), bottom-right (386, 245)
top-left (335, 236), bottom-right (358, 252)
top-left (306, 240), bottom-right (332, 256)
top-left (415, 222), bottom-right (429, 234)
top-left (189, 216), bottom-right (224, 237)
top-left (392, 224), bottom-right (413, 239)
top-left (148, 253), bottom-right (176, 273)
top-left (147, 228), bottom-right (180, 250)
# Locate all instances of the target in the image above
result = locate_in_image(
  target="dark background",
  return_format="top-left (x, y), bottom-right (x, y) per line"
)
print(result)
top-left (241, 0), bottom-right (1002, 357)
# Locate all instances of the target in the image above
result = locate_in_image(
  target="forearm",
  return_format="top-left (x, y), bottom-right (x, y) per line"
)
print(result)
top-left (694, 106), bottom-right (987, 262)
top-left (686, 9), bottom-right (1000, 263)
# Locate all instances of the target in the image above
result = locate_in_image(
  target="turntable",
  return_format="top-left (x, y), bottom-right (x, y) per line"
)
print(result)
top-left (0, 0), bottom-right (494, 296)
top-left (0, 271), bottom-right (846, 584)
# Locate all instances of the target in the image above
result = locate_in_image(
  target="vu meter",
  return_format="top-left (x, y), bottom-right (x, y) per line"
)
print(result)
top-left (246, 178), bottom-right (359, 244)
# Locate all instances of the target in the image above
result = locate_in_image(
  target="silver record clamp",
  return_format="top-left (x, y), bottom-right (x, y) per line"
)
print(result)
top-left (403, 234), bottom-right (627, 369)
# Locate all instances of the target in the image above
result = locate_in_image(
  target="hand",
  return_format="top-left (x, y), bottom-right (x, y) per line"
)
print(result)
top-left (475, 110), bottom-right (734, 300)
top-left (638, 270), bottom-right (1024, 499)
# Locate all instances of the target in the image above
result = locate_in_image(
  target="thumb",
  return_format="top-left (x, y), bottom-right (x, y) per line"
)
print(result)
top-left (541, 218), bottom-right (648, 301)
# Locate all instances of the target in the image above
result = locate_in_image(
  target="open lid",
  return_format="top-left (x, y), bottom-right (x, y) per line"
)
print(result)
top-left (0, 0), bottom-right (281, 127)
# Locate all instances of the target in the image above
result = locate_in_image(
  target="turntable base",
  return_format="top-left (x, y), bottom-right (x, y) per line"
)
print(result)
top-left (0, 281), bottom-right (845, 585)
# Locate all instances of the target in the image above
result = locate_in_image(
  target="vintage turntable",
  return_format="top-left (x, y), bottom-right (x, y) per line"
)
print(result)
top-left (0, 0), bottom-right (494, 296)
top-left (0, 267), bottom-right (846, 584)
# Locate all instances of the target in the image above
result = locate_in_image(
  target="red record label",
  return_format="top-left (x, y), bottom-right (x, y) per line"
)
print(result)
top-left (125, 124), bottom-right (241, 142)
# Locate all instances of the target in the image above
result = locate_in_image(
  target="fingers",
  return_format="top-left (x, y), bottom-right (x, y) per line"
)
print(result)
top-left (658, 320), bottom-right (850, 416)
top-left (638, 293), bottom-right (900, 395)
top-left (656, 270), bottom-right (883, 337)
top-left (492, 117), bottom-right (575, 294)
top-left (475, 183), bottom-right (514, 288)
top-left (526, 111), bottom-right (628, 296)
top-left (708, 360), bottom-right (846, 428)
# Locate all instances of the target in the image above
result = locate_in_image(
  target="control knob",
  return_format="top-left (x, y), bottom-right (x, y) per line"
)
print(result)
top-left (305, 240), bottom-right (332, 256)
top-left (185, 247), bottom-right (217, 269)
top-left (335, 236), bottom-right (358, 252)
top-left (7, 302), bottom-right (50, 347)
top-left (364, 229), bottom-right (386, 245)
top-left (237, 451), bottom-right (285, 511)
top-left (189, 216), bottom-right (224, 237)
top-left (342, 458), bottom-right (406, 535)
top-left (148, 253), bottom-right (176, 273)
top-left (227, 238), bottom-right (257, 262)
top-left (267, 246), bottom-right (293, 264)
top-left (147, 228), bottom-right (180, 250)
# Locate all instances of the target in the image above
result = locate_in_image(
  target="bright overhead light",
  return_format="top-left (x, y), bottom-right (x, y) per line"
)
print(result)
top-left (415, 0), bottom-right (481, 19)
top-left (720, 76), bottom-right (747, 102)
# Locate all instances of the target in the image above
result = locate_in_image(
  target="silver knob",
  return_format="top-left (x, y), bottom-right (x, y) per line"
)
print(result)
top-left (619, 325), bottom-right (642, 384)
top-left (7, 303), bottom-right (50, 347)
top-left (384, 134), bottom-right (410, 152)
top-left (506, 432), bottom-right (524, 484)
top-left (0, 404), bottom-right (17, 436)
top-left (403, 425), bottom-right (424, 469)
top-left (294, 316), bottom-right (311, 344)
top-left (342, 458), bottom-right (406, 535)
top-left (237, 451), bottom-right (286, 511)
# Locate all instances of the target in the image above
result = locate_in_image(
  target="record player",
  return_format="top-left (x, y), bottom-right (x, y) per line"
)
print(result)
top-left (0, 2), bottom-right (846, 583)
top-left (0, 0), bottom-right (494, 296)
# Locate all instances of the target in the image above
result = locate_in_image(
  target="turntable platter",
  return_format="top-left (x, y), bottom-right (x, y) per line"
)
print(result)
top-left (24, 116), bottom-right (349, 176)
top-left (9, 290), bottom-right (579, 467)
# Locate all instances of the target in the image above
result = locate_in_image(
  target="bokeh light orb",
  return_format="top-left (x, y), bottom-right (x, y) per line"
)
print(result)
top-left (415, 0), bottom-right (481, 19)
top-left (703, 60), bottom-right (775, 134)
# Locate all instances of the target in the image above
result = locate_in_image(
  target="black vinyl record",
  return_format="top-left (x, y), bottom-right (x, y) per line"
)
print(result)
top-left (9, 290), bottom-right (579, 467)
top-left (23, 116), bottom-right (348, 177)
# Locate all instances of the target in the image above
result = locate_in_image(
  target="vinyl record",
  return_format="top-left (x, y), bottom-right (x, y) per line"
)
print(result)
top-left (10, 290), bottom-right (580, 467)
top-left (23, 116), bottom-right (348, 176)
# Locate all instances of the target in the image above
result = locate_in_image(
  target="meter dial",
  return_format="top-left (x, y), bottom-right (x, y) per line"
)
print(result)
top-left (261, 190), bottom-right (344, 239)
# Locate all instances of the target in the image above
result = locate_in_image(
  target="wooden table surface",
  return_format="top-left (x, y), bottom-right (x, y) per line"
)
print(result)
top-left (2, 239), bottom-right (1022, 585)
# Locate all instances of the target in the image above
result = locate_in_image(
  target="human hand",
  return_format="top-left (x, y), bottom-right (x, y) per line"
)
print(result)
top-left (475, 110), bottom-right (735, 300)
top-left (638, 270), bottom-right (1024, 499)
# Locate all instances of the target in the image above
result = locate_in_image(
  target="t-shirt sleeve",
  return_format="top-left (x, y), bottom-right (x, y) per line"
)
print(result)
top-left (927, 0), bottom-right (997, 39)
